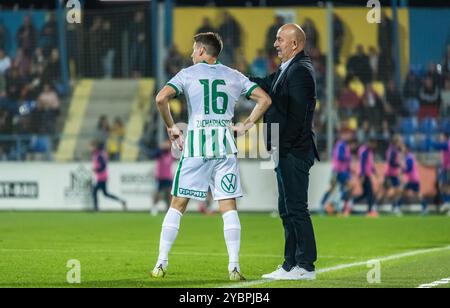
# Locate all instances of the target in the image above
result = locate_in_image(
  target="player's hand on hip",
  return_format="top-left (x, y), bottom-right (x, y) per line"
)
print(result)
top-left (167, 125), bottom-right (184, 151)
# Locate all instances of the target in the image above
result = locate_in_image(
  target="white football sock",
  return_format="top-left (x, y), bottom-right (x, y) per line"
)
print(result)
top-left (156, 208), bottom-right (183, 268)
top-left (223, 210), bottom-right (241, 272)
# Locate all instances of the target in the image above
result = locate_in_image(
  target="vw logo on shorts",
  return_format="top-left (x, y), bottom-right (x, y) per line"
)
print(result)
top-left (221, 174), bottom-right (237, 194)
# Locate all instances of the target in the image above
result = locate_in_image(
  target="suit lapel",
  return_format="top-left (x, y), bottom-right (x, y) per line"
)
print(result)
top-left (271, 52), bottom-right (304, 93)
top-left (270, 69), bottom-right (282, 93)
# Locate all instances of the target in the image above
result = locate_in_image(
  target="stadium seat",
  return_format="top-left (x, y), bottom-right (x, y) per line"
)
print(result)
top-left (440, 118), bottom-right (450, 134)
top-left (404, 98), bottom-right (420, 116)
top-left (420, 117), bottom-right (438, 135)
top-left (372, 81), bottom-right (385, 98)
top-left (415, 134), bottom-right (434, 152)
top-left (349, 79), bottom-right (365, 98)
top-left (402, 134), bottom-right (416, 151)
top-left (336, 64), bottom-right (347, 78)
top-left (399, 117), bottom-right (419, 135)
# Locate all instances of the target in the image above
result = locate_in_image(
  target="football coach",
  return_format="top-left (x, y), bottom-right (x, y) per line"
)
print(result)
top-left (251, 24), bottom-right (320, 281)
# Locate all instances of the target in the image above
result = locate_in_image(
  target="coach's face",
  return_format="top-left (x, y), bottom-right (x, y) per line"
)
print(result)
top-left (274, 27), bottom-right (295, 63)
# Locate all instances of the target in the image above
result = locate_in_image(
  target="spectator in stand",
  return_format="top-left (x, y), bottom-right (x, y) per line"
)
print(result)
top-left (218, 11), bottom-right (241, 66)
top-left (444, 45), bottom-right (450, 74)
top-left (347, 45), bottom-right (372, 85)
top-left (16, 15), bottom-right (37, 56)
top-left (338, 80), bottom-right (361, 119)
top-left (3, 67), bottom-right (25, 114)
top-left (32, 47), bottom-right (45, 69)
top-left (42, 48), bottom-right (61, 92)
top-left (0, 21), bottom-right (8, 50)
top-left (357, 119), bottom-right (377, 146)
top-left (368, 46), bottom-right (379, 81)
top-left (419, 74), bottom-right (441, 119)
top-left (0, 48), bottom-right (11, 75)
top-left (379, 119), bottom-right (393, 155)
top-left (165, 45), bottom-right (185, 79)
top-left (36, 83), bottom-right (60, 133)
top-left (129, 11), bottom-right (147, 78)
top-left (385, 79), bottom-right (405, 120)
top-left (265, 15), bottom-right (285, 58)
top-left (12, 48), bottom-right (32, 78)
top-left (39, 13), bottom-right (57, 58)
top-left (233, 47), bottom-right (249, 74)
top-left (403, 70), bottom-right (421, 116)
top-left (426, 62), bottom-right (443, 88)
top-left (440, 77), bottom-right (450, 117)
top-left (310, 47), bottom-right (326, 102)
top-left (100, 20), bottom-right (115, 79)
top-left (0, 74), bottom-right (6, 98)
top-left (196, 17), bottom-right (216, 35)
top-left (333, 13), bottom-right (344, 64)
top-left (107, 117), bottom-right (125, 161)
top-left (250, 49), bottom-right (269, 78)
top-left (302, 18), bottom-right (318, 53)
top-left (96, 115), bottom-right (110, 146)
top-left (377, 12), bottom-right (394, 84)
top-left (87, 17), bottom-right (103, 77)
top-left (361, 84), bottom-right (383, 129)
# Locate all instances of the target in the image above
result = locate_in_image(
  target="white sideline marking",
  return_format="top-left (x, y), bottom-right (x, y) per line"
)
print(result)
top-left (418, 278), bottom-right (450, 288)
top-left (221, 245), bottom-right (450, 288)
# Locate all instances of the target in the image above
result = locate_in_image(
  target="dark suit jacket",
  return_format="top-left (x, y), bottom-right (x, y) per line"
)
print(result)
top-left (251, 50), bottom-right (320, 161)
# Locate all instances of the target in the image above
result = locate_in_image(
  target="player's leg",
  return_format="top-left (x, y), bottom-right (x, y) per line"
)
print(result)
top-left (101, 181), bottom-right (127, 211)
top-left (218, 198), bottom-right (244, 280)
top-left (151, 196), bottom-right (189, 278)
top-left (212, 156), bottom-right (245, 280)
top-left (152, 157), bottom-right (210, 278)
top-left (92, 182), bottom-right (100, 212)
top-left (163, 187), bottom-right (172, 211)
top-left (152, 182), bottom-right (162, 216)
top-left (364, 177), bottom-right (377, 217)
top-left (320, 175), bottom-right (337, 215)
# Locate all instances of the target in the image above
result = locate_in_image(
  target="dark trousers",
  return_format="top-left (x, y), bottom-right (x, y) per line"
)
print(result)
top-left (276, 151), bottom-right (317, 272)
top-left (92, 181), bottom-right (122, 211)
top-left (354, 176), bottom-right (374, 212)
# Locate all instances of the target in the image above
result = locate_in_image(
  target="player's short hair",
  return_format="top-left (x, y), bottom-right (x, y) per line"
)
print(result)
top-left (193, 32), bottom-right (223, 57)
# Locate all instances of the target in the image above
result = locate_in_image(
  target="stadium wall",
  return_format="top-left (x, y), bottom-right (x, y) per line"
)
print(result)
top-left (409, 8), bottom-right (450, 67)
top-left (0, 162), bottom-right (437, 212)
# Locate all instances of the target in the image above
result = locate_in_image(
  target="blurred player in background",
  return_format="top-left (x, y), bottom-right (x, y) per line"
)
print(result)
top-left (394, 145), bottom-right (428, 216)
top-left (354, 139), bottom-right (378, 217)
top-left (433, 133), bottom-right (450, 214)
top-left (151, 32), bottom-right (271, 281)
top-left (91, 140), bottom-right (127, 212)
top-left (377, 135), bottom-right (404, 212)
top-left (320, 128), bottom-right (354, 216)
top-left (151, 140), bottom-right (174, 217)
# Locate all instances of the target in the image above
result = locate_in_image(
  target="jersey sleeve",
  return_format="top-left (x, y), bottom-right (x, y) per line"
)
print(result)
top-left (237, 71), bottom-right (259, 99)
top-left (166, 69), bottom-right (186, 97)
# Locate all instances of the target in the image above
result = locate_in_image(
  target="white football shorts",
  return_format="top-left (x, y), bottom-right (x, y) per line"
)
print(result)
top-left (171, 155), bottom-right (243, 201)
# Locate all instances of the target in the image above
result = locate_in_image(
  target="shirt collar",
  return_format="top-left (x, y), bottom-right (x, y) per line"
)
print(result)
top-left (280, 57), bottom-right (294, 71)
top-left (202, 60), bottom-right (221, 65)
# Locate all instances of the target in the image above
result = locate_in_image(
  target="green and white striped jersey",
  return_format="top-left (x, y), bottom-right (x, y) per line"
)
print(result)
top-left (167, 61), bottom-right (259, 158)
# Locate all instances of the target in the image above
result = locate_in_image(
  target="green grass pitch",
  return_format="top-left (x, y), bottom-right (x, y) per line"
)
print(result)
top-left (0, 212), bottom-right (449, 288)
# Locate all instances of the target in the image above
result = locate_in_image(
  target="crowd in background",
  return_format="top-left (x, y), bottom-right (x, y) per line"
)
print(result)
top-left (0, 13), bottom-right (64, 160)
top-left (0, 8), bottom-right (449, 161)
top-left (69, 10), bottom-right (151, 79)
top-left (95, 115), bottom-right (125, 161)
top-left (165, 12), bottom-right (450, 159)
